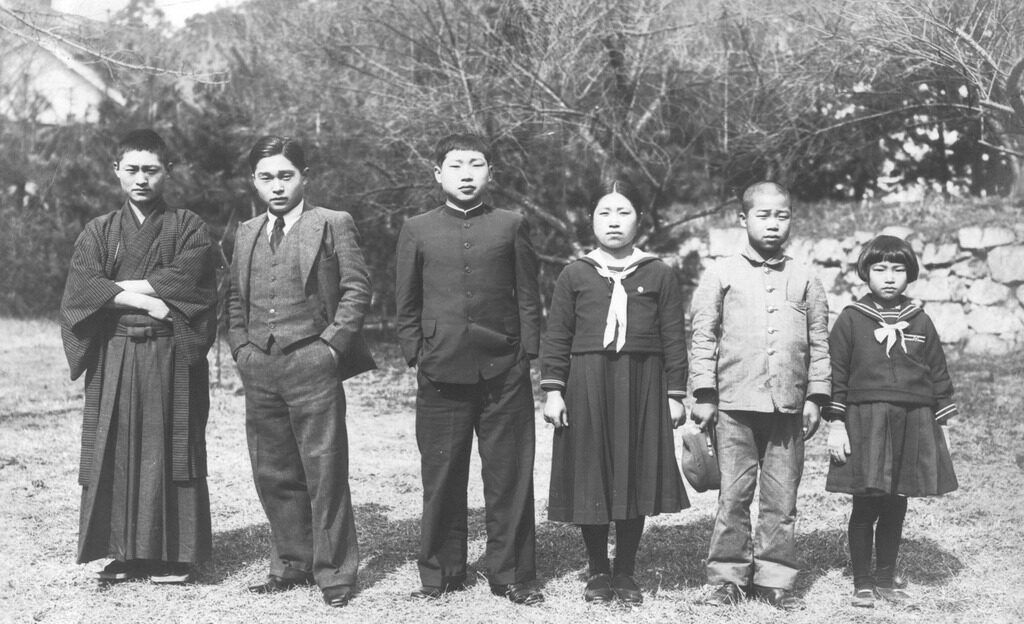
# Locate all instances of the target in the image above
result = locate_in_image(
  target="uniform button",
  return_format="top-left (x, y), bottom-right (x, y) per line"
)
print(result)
top-left (766, 286), bottom-right (775, 292)
top-left (768, 327), bottom-right (777, 334)
top-left (767, 348), bottom-right (776, 355)
top-left (466, 291), bottom-right (473, 297)
top-left (463, 222), bottom-right (471, 229)
top-left (269, 309), bottom-right (276, 314)
top-left (763, 266), bottom-right (771, 274)
top-left (464, 242), bottom-right (472, 249)
top-left (464, 266), bottom-right (472, 273)
top-left (767, 306), bottom-right (777, 313)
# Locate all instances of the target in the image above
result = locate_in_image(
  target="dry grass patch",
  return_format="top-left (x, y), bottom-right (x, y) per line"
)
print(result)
top-left (2, 318), bottom-right (1023, 623)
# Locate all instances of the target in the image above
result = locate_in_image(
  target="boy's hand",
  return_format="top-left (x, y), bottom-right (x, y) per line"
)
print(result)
top-left (543, 391), bottom-right (568, 428)
top-left (690, 401), bottom-right (717, 431)
top-left (669, 398), bottom-right (686, 429)
top-left (802, 400), bottom-right (821, 440)
top-left (827, 421), bottom-right (851, 464)
top-left (144, 296), bottom-right (171, 321)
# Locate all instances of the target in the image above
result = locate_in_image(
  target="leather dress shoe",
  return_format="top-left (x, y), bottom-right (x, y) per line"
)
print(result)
top-left (247, 575), bottom-right (313, 594)
top-left (583, 573), bottom-right (614, 603)
top-left (875, 585), bottom-right (913, 604)
top-left (490, 582), bottom-right (545, 605)
top-left (322, 584), bottom-right (354, 608)
top-left (410, 581), bottom-right (466, 599)
top-left (699, 582), bottom-right (745, 606)
top-left (610, 574), bottom-right (643, 604)
top-left (751, 585), bottom-right (804, 610)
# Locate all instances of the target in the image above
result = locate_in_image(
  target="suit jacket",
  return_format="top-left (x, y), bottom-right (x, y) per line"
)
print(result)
top-left (395, 203), bottom-right (541, 383)
top-left (227, 205), bottom-right (375, 381)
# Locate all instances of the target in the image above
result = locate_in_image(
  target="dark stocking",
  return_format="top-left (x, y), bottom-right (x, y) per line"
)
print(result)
top-left (579, 524), bottom-right (611, 575)
top-left (874, 495), bottom-right (908, 587)
top-left (849, 496), bottom-right (881, 590)
top-left (612, 517), bottom-right (645, 577)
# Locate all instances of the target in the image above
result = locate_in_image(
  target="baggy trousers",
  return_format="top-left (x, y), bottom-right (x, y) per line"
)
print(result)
top-left (239, 338), bottom-right (359, 589)
top-left (707, 410), bottom-right (804, 590)
top-left (415, 358), bottom-right (536, 587)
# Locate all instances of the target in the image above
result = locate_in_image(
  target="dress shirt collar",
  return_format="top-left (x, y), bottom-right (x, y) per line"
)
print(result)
top-left (265, 200), bottom-right (305, 238)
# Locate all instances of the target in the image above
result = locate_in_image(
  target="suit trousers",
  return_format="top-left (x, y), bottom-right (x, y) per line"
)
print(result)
top-left (415, 358), bottom-right (537, 587)
top-left (707, 410), bottom-right (804, 590)
top-left (238, 338), bottom-right (359, 589)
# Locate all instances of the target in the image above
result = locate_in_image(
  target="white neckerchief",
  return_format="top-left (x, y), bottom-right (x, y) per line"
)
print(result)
top-left (874, 320), bottom-right (909, 357)
top-left (586, 248), bottom-right (656, 352)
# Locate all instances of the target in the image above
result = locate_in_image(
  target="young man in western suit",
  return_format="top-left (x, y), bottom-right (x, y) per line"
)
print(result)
top-left (227, 135), bottom-right (375, 608)
top-left (395, 133), bottom-right (543, 604)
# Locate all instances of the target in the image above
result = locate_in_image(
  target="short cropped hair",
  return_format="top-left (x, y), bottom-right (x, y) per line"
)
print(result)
top-left (740, 181), bottom-right (790, 214)
top-left (247, 135), bottom-right (307, 173)
top-left (856, 234), bottom-right (920, 282)
top-left (116, 129), bottom-right (172, 166)
top-left (432, 133), bottom-right (491, 167)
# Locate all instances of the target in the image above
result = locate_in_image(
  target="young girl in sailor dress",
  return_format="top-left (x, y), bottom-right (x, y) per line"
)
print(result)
top-left (825, 234), bottom-right (958, 608)
top-left (541, 181), bottom-right (689, 605)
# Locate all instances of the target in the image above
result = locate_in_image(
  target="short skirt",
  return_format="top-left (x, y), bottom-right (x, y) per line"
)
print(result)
top-left (826, 402), bottom-right (957, 497)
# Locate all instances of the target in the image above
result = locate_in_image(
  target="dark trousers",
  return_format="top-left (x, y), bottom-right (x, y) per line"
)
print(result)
top-left (238, 338), bottom-right (359, 589)
top-left (415, 359), bottom-right (536, 587)
top-left (707, 410), bottom-right (804, 590)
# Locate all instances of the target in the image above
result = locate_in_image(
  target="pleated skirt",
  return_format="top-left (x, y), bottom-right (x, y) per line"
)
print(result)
top-left (548, 352), bottom-right (689, 524)
top-left (826, 402), bottom-right (958, 497)
top-left (78, 316), bottom-right (211, 564)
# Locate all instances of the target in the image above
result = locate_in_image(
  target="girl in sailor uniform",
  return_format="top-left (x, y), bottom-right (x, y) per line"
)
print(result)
top-left (540, 180), bottom-right (689, 605)
top-left (825, 234), bottom-right (958, 608)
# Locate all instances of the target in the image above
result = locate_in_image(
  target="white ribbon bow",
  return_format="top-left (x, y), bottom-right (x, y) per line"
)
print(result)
top-left (874, 320), bottom-right (909, 357)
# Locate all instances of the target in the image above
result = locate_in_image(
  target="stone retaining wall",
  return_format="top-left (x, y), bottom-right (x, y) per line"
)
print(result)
top-left (687, 225), bottom-right (1024, 355)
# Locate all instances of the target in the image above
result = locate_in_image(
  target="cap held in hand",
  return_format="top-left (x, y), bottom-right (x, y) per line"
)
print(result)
top-left (679, 422), bottom-right (720, 493)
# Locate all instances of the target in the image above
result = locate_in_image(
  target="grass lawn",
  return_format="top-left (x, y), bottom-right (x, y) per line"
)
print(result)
top-left (1, 317), bottom-right (1023, 624)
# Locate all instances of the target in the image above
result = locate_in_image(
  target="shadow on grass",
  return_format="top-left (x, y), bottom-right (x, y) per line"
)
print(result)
top-left (204, 502), bottom-right (420, 590)
top-left (796, 528), bottom-right (964, 591)
top-left (529, 515), bottom-right (716, 591)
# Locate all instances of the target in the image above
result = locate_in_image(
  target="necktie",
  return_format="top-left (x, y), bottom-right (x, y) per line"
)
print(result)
top-left (270, 216), bottom-right (285, 252)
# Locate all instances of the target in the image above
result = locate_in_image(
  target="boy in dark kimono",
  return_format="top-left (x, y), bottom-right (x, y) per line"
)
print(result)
top-left (60, 129), bottom-right (218, 584)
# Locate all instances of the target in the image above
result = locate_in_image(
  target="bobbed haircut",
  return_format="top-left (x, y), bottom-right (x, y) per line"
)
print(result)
top-left (740, 181), bottom-right (790, 214)
top-left (116, 129), bottom-right (172, 166)
top-left (247, 135), bottom-right (308, 173)
top-left (856, 234), bottom-right (920, 282)
top-left (432, 133), bottom-right (491, 166)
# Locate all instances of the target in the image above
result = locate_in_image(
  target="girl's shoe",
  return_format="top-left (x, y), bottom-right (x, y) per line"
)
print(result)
top-left (851, 588), bottom-right (875, 608)
top-left (610, 574), bottom-right (643, 604)
top-left (583, 573), bottom-right (614, 603)
top-left (875, 585), bottom-right (913, 605)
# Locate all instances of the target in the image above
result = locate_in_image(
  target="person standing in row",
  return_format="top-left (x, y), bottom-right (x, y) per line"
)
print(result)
top-left (689, 181), bottom-right (830, 610)
top-left (60, 129), bottom-right (218, 584)
top-left (541, 181), bottom-right (689, 605)
top-left (395, 133), bottom-right (544, 604)
top-left (825, 235), bottom-right (958, 608)
top-left (227, 136), bottom-right (375, 608)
